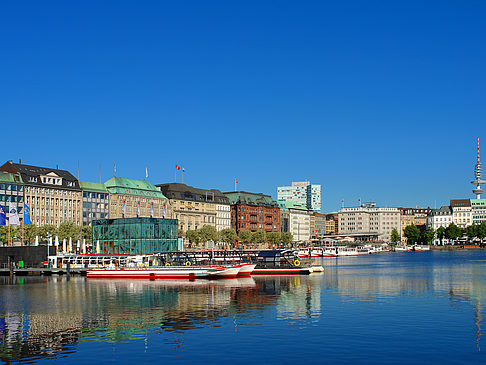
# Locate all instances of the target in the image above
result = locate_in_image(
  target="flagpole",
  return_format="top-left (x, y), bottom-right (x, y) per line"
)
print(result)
top-left (22, 219), bottom-right (24, 246)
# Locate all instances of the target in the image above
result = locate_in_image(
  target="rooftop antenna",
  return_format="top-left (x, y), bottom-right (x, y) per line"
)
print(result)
top-left (114, 162), bottom-right (117, 177)
top-left (471, 137), bottom-right (485, 199)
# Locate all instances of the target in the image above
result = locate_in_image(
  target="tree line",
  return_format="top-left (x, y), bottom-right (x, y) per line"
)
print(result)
top-left (0, 222), bottom-right (93, 245)
top-left (391, 222), bottom-right (486, 245)
top-left (185, 225), bottom-right (293, 248)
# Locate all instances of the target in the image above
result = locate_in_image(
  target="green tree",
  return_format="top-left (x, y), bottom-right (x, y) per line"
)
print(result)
top-left (24, 225), bottom-right (38, 245)
top-left (82, 225), bottom-right (93, 242)
top-left (436, 226), bottom-right (446, 245)
top-left (252, 230), bottom-right (266, 246)
top-left (38, 225), bottom-right (57, 243)
top-left (421, 227), bottom-right (435, 245)
top-left (267, 232), bottom-right (281, 246)
top-left (199, 225), bottom-right (219, 243)
top-left (0, 226), bottom-right (8, 245)
top-left (478, 222), bottom-right (486, 243)
top-left (186, 230), bottom-right (202, 245)
top-left (238, 230), bottom-right (252, 244)
top-left (465, 224), bottom-right (478, 241)
top-left (445, 222), bottom-right (462, 243)
top-left (57, 222), bottom-right (80, 242)
top-left (220, 228), bottom-right (237, 249)
top-left (390, 228), bottom-right (400, 244)
top-left (403, 225), bottom-right (420, 244)
top-left (281, 232), bottom-right (293, 245)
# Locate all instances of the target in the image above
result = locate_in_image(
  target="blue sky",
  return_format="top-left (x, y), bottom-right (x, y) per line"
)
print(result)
top-left (1, 1), bottom-right (485, 212)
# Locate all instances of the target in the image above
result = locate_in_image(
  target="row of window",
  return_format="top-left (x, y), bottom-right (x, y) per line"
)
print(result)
top-left (83, 192), bottom-right (109, 199)
top-left (0, 184), bottom-right (23, 191)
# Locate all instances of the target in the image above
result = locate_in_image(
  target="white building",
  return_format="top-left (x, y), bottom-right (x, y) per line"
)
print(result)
top-left (278, 201), bottom-right (311, 243)
top-left (426, 206), bottom-right (453, 231)
top-left (450, 199), bottom-right (472, 228)
top-left (216, 202), bottom-right (231, 232)
top-left (338, 202), bottom-right (400, 242)
top-left (471, 199), bottom-right (486, 225)
top-left (277, 181), bottom-right (321, 212)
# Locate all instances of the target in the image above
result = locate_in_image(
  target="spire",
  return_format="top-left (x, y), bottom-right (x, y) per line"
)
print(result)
top-left (471, 138), bottom-right (485, 199)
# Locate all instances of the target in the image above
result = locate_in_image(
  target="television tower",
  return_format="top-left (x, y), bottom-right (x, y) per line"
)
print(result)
top-left (471, 138), bottom-right (485, 199)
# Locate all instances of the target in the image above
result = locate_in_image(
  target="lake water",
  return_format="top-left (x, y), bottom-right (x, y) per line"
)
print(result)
top-left (1, 251), bottom-right (486, 364)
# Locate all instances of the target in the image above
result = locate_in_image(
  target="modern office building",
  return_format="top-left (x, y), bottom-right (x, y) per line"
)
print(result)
top-left (278, 201), bottom-right (311, 243)
top-left (277, 181), bottom-right (321, 212)
top-left (157, 183), bottom-right (230, 233)
top-left (0, 161), bottom-right (82, 227)
top-left (338, 202), bottom-right (401, 242)
top-left (224, 191), bottom-right (280, 234)
top-left (92, 217), bottom-right (178, 254)
top-left (79, 181), bottom-right (110, 226)
top-left (0, 171), bottom-right (24, 222)
top-left (471, 199), bottom-right (486, 225)
top-left (106, 177), bottom-right (170, 220)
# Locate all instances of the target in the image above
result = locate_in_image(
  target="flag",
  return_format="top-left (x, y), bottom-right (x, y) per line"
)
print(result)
top-left (150, 202), bottom-right (154, 218)
top-left (235, 178), bottom-right (238, 183)
top-left (0, 205), bottom-right (6, 226)
top-left (163, 205), bottom-right (166, 218)
top-left (122, 199), bottom-right (126, 217)
top-left (23, 203), bottom-right (32, 225)
top-left (8, 203), bottom-right (20, 226)
top-left (137, 201), bottom-right (140, 217)
top-left (175, 164), bottom-right (180, 170)
top-left (145, 167), bottom-right (148, 180)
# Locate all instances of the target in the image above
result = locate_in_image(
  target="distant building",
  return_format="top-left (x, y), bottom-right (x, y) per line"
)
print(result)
top-left (158, 183), bottom-right (229, 233)
top-left (470, 199), bottom-right (486, 225)
top-left (79, 182), bottom-right (110, 226)
top-left (450, 199), bottom-right (472, 228)
top-left (106, 177), bottom-right (170, 220)
top-left (311, 212), bottom-right (326, 243)
top-left (400, 207), bottom-right (431, 242)
top-left (426, 206), bottom-right (453, 232)
top-left (277, 181), bottom-right (321, 212)
top-left (0, 170), bottom-right (24, 222)
top-left (325, 213), bottom-right (339, 234)
top-left (224, 191), bottom-right (280, 234)
top-left (0, 161), bottom-right (82, 227)
top-left (338, 202), bottom-right (400, 242)
top-left (278, 201), bottom-right (311, 243)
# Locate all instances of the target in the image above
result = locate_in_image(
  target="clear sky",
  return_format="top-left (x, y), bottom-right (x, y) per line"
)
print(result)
top-left (1, 1), bottom-right (485, 212)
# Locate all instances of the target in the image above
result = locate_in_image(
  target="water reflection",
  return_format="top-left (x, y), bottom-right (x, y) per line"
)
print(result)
top-left (0, 252), bottom-right (485, 363)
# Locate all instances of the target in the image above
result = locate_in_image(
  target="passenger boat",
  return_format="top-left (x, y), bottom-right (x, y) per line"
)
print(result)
top-left (86, 264), bottom-right (242, 279)
top-left (252, 250), bottom-right (318, 275)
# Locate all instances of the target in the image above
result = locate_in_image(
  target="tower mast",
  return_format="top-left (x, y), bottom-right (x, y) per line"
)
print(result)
top-left (472, 137), bottom-right (485, 199)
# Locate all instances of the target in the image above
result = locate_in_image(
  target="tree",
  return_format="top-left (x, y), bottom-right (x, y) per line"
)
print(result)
top-left (198, 225), bottom-right (218, 243)
top-left (281, 232), bottom-right (293, 245)
top-left (478, 222), bottom-right (486, 243)
top-left (445, 222), bottom-right (462, 243)
top-left (238, 230), bottom-right (252, 244)
top-left (82, 225), bottom-right (93, 242)
top-left (0, 226), bottom-right (8, 245)
top-left (186, 230), bottom-right (202, 245)
top-left (252, 230), bottom-right (266, 246)
top-left (57, 222), bottom-right (80, 242)
top-left (38, 225), bottom-right (57, 243)
top-left (421, 227), bottom-right (435, 245)
top-left (267, 232), bottom-right (281, 247)
top-left (403, 225), bottom-right (420, 244)
top-left (24, 225), bottom-right (38, 245)
top-left (390, 228), bottom-right (400, 244)
top-left (220, 228), bottom-right (237, 249)
top-left (465, 224), bottom-right (478, 241)
top-left (436, 226), bottom-right (446, 245)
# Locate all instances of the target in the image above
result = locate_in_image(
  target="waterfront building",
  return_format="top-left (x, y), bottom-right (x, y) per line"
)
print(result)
top-left (79, 182), bottom-right (109, 226)
top-left (311, 212), bottom-right (326, 243)
top-left (338, 202), bottom-right (401, 242)
top-left (400, 207), bottom-right (431, 241)
top-left (106, 177), bottom-right (170, 220)
top-left (0, 171), bottom-right (24, 221)
top-left (277, 181), bottom-right (321, 212)
top-left (450, 199), bottom-right (473, 228)
top-left (224, 191), bottom-right (280, 234)
top-left (278, 201), bottom-right (311, 243)
top-left (0, 161), bottom-right (82, 227)
top-left (426, 206), bottom-right (453, 231)
top-left (470, 199), bottom-right (486, 225)
top-left (92, 217), bottom-right (178, 254)
top-left (325, 213), bottom-right (339, 234)
top-left (157, 183), bottom-right (229, 233)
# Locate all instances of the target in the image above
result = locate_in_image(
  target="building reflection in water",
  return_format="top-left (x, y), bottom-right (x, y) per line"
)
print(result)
top-left (1, 253), bottom-right (486, 363)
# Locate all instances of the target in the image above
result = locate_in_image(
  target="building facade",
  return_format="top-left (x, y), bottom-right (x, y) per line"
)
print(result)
top-left (277, 181), bottom-right (321, 212)
top-left (224, 191), bottom-right (280, 234)
top-left (278, 201), bottom-right (311, 243)
top-left (0, 161), bottom-right (82, 227)
top-left (0, 171), bottom-right (24, 222)
top-left (338, 203), bottom-right (401, 242)
top-left (79, 182), bottom-right (110, 226)
top-left (157, 183), bottom-right (229, 233)
top-left (106, 177), bottom-right (170, 220)
top-left (450, 199), bottom-right (472, 228)
top-left (471, 199), bottom-right (486, 224)
top-left (426, 206), bottom-right (453, 231)
top-left (400, 207), bottom-right (431, 241)
top-left (325, 213), bottom-right (339, 234)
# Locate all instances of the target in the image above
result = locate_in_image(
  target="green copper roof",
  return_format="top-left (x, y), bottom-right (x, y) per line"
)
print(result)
top-left (224, 191), bottom-right (278, 207)
top-left (0, 171), bottom-right (23, 183)
top-left (471, 199), bottom-right (486, 207)
top-left (105, 177), bottom-right (167, 199)
top-left (277, 200), bottom-right (308, 211)
top-left (79, 181), bottom-right (108, 193)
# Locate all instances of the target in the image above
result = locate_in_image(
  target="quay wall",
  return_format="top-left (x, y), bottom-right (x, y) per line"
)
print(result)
top-left (0, 246), bottom-right (57, 267)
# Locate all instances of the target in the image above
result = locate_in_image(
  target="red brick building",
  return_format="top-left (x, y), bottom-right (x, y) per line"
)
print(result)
top-left (223, 191), bottom-right (280, 233)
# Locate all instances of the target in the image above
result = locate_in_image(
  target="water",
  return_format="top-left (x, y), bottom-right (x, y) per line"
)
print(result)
top-left (1, 251), bottom-right (486, 364)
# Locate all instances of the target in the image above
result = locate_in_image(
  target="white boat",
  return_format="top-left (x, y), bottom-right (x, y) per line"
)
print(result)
top-left (237, 263), bottom-right (257, 276)
top-left (394, 245), bottom-right (412, 252)
top-left (413, 245), bottom-right (430, 251)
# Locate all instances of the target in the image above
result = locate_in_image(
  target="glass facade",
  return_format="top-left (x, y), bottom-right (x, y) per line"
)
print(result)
top-left (92, 218), bottom-right (179, 254)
